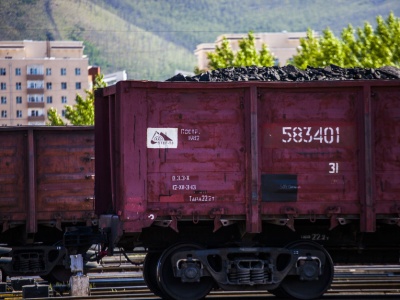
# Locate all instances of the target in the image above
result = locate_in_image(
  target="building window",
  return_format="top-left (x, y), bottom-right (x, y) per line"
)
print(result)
top-left (61, 68), bottom-right (67, 76)
top-left (75, 82), bottom-right (81, 90)
top-left (28, 81), bottom-right (44, 89)
top-left (47, 96), bottom-right (52, 104)
top-left (28, 95), bottom-right (44, 103)
top-left (1, 110), bottom-right (7, 118)
top-left (16, 96), bottom-right (22, 104)
top-left (61, 82), bottom-right (67, 90)
top-left (62, 110), bottom-right (66, 117)
top-left (31, 110), bottom-right (39, 117)
top-left (75, 68), bottom-right (81, 75)
top-left (46, 68), bottom-right (51, 76)
top-left (28, 65), bottom-right (44, 75)
top-left (0, 68), bottom-right (6, 76)
top-left (61, 96), bottom-right (67, 103)
top-left (1, 96), bottom-right (6, 104)
top-left (46, 82), bottom-right (52, 90)
top-left (16, 82), bottom-right (22, 90)
top-left (15, 68), bottom-right (21, 76)
top-left (1, 83), bottom-right (6, 90)
top-left (16, 110), bottom-right (22, 118)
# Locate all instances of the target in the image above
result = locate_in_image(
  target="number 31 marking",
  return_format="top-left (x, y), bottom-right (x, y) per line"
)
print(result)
top-left (329, 162), bottom-right (339, 174)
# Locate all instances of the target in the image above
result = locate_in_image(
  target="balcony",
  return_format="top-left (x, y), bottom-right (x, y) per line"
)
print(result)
top-left (27, 88), bottom-right (44, 94)
top-left (28, 115), bottom-right (45, 122)
top-left (27, 102), bottom-right (45, 108)
top-left (27, 74), bottom-right (44, 80)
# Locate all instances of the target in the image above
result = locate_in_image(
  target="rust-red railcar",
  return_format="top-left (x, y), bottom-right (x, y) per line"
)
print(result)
top-left (95, 79), bottom-right (400, 299)
top-left (0, 126), bottom-right (97, 282)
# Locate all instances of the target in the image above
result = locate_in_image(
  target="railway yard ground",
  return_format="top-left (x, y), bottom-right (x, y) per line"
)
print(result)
top-left (1, 253), bottom-right (400, 299)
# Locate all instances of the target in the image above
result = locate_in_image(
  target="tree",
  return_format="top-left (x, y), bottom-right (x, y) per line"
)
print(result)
top-left (293, 12), bottom-right (400, 69)
top-left (206, 36), bottom-right (235, 70)
top-left (47, 74), bottom-right (107, 125)
top-left (205, 32), bottom-right (275, 70)
top-left (47, 108), bottom-right (65, 125)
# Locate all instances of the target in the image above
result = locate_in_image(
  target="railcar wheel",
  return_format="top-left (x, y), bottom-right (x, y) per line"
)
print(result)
top-left (279, 241), bottom-right (334, 300)
top-left (267, 286), bottom-right (290, 298)
top-left (143, 252), bottom-right (163, 297)
top-left (157, 243), bottom-right (214, 300)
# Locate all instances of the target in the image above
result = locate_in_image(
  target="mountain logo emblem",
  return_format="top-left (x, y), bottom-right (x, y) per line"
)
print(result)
top-left (147, 128), bottom-right (178, 149)
top-left (150, 131), bottom-right (173, 144)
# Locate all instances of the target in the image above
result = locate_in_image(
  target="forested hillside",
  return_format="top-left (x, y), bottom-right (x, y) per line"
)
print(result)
top-left (0, 0), bottom-right (399, 80)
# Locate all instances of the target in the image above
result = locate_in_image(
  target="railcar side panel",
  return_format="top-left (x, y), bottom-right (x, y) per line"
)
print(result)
top-left (112, 84), bottom-right (251, 233)
top-left (0, 127), bottom-right (95, 236)
top-left (35, 130), bottom-right (95, 219)
top-left (372, 86), bottom-right (400, 216)
top-left (96, 80), bottom-right (400, 235)
top-left (146, 89), bottom-right (246, 204)
top-left (0, 131), bottom-right (28, 221)
top-left (259, 87), bottom-right (361, 219)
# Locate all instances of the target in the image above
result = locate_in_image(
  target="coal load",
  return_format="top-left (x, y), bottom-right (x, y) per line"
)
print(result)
top-left (166, 65), bottom-right (400, 82)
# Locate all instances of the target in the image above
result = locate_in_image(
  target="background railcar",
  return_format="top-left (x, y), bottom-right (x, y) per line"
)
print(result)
top-left (0, 126), bottom-right (99, 283)
top-left (95, 79), bottom-right (400, 299)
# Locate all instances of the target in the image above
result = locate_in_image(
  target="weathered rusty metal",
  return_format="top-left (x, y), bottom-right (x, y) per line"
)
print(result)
top-left (0, 127), bottom-right (95, 234)
top-left (95, 80), bottom-right (400, 235)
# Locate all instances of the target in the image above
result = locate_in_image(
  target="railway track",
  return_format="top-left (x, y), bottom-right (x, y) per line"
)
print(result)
top-left (2, 260), bottom-right (400, 299)
top-left (3, 277), bottom-right (400, 300)
top-left (87, 266), bottom-right (400, 294)
top-left (3, 281), bottom-right (400, 300)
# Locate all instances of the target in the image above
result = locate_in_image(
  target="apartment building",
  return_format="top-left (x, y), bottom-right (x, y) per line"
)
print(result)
top-left (0, 40), bottom-right (89, 125)
top-left (195, 31), bottom-right (314, 71)
top-left (103, 70), bottom-right (127, 86)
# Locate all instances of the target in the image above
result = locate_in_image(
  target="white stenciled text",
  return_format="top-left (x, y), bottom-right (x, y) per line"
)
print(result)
top-left (189, 195), bottom-right (215, 202)
top-left (172, 184), bottom-right (197, 191)
top-left (181, 128), bottom-right (200, 141)
top-left (282, 126), bottom-right (340, 144)
top-left (172, 175), bottom-right (190, 181)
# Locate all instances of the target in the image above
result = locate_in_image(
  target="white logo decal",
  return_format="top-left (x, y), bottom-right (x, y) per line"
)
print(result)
top-left (147, 128), bottom-right (178, 148)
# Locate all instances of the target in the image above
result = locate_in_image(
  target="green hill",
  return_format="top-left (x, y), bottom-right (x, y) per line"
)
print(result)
top-left (0, 0), bottom-right (399, 80)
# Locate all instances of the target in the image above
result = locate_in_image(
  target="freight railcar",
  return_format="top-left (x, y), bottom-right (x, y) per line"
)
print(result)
top-left (0, 126), bottom-right (99, 283)
top-left (95, 71), bottom-right (400, 300)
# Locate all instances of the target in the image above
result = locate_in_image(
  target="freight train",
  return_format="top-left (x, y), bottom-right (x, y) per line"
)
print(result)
top-left (1, 65), bottom-right (400, 300)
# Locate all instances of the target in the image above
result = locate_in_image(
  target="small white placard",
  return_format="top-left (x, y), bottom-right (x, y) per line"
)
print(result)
top-left (147, 128), bottom-right (178, 148)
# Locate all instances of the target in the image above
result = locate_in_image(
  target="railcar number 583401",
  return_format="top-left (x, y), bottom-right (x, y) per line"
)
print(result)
top-left (282, 126), bottom-right (340, 144)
